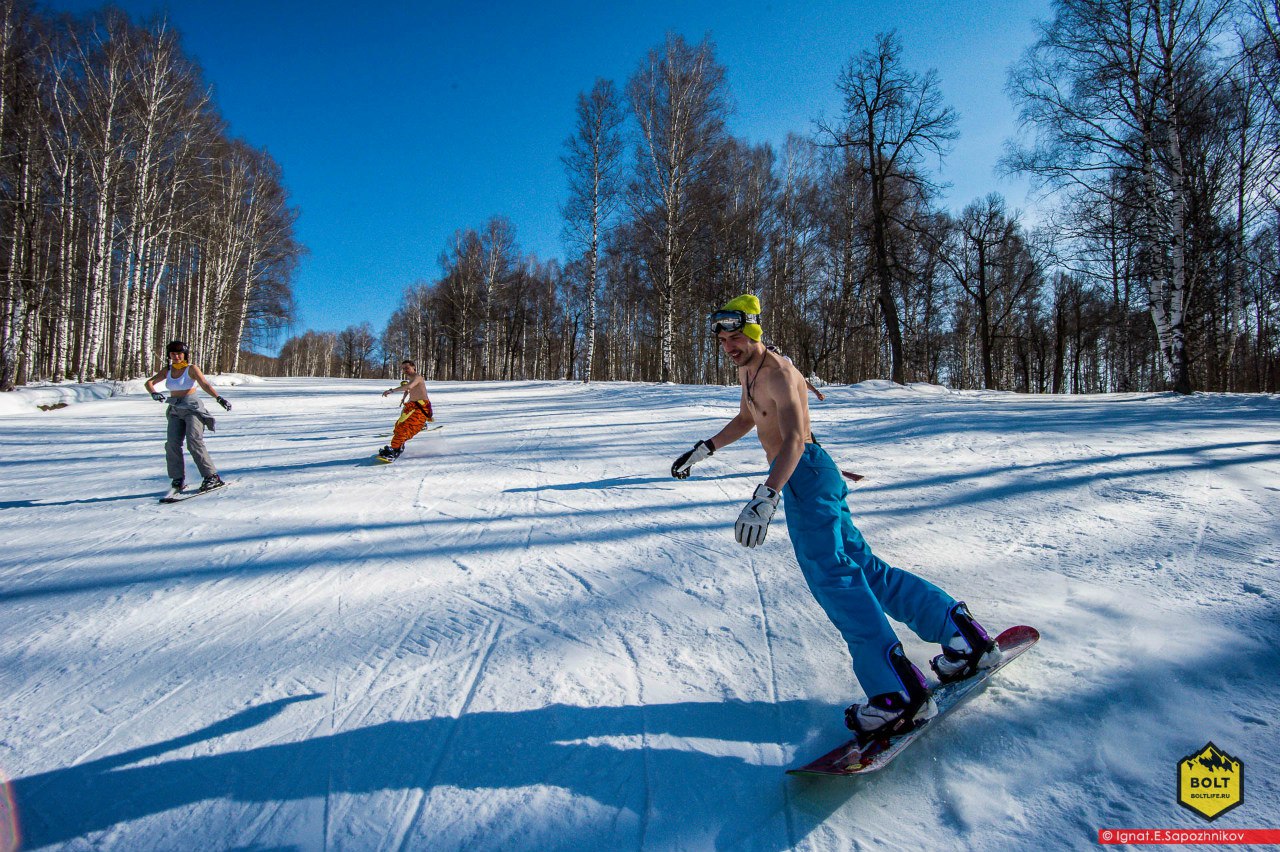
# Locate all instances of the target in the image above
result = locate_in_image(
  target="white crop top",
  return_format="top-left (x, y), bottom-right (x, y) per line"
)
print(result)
top-left (165, 366), bottom-right (196, 391)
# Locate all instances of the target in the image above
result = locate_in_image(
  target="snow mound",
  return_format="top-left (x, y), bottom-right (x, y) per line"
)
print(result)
top-left (0, 381), bottom-right (125, 416)
top-left (0, 373), bottom-right (262, 416)
top-left (207, 372), bottom-right (265, 387)
top-left (906, 381), bottom-right (952, 395)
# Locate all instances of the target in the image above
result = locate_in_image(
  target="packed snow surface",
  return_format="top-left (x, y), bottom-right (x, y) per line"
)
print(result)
top-left (1, 378), bottom-right (1276, 851)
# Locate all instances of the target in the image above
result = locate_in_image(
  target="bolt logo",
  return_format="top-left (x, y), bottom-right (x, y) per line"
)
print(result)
top-left (1178, 743), bottom-right (1243, 821)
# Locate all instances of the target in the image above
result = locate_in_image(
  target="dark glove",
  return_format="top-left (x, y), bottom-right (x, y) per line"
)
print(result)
top-left (216, 396), bottom-right (231, 411)
top-left (150, 391), bottom-right (166, 403)
top-left (671, 439), bottom-right (714, 479)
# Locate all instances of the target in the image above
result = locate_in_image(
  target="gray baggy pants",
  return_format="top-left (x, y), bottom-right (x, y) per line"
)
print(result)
top-left (166, 397), bottom-right (218, 481)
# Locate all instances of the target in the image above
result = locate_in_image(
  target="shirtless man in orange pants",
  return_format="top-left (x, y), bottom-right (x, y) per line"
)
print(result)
top-left (377, 360), bottom-right (433, 463)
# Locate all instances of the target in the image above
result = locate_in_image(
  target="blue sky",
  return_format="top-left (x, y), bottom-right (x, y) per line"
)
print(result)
top-left (48, 0), bottom-right (1054, 349)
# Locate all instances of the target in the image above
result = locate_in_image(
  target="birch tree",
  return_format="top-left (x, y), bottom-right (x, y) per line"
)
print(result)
top-left (67, 9), bottom-right (135, 381)
top-left (626, 33), bottom-right (728, 383)
top-left (562, 77), bottom-right (624, 383)
top-left (479, 216), bottom-right (515, 380)
top-left (0, 0), bottom-right (39, 390)
top-left (1005, 0), bottom-right (1234, 393)
top-left (0, 4), bottom-right (299, 388)
top-left (116, 19), bottom-right (205, 377)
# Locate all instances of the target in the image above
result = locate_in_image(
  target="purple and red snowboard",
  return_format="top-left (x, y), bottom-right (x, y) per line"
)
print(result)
top-left (788, 625), bottom-right (1040, 777)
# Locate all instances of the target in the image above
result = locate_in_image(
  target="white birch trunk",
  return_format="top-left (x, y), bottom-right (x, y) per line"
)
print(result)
top-left (1, 149), bottom-right (29, 390)
top-left (82, 130), bottom-right (117, 381)
top-left (1152, 0), bottom-right (1193, 393)
top-left (0, 1), bottom-right (13, 389)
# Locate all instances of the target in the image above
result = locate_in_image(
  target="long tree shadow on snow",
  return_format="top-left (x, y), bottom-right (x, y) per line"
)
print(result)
top-left (14, 697), bottom-right (854, 851)
top-left (810, 393), bottom-right (1280, 459)
top-left (0, 492), bottom-right (157, 510)
top-left (849, 443), bottom-right (1280, 517)
top-left (14, 608), bottom-right (1280, 850)
top-left (502, 470), bottom-right (757, 493)
top-left (0, 494), bottom-right (747, 603)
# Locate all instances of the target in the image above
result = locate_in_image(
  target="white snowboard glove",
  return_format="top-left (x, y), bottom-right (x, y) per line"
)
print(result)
top-left (671, 439), bottom-right (715, 479)
top-left (735, 484), bottom-right (780, 548)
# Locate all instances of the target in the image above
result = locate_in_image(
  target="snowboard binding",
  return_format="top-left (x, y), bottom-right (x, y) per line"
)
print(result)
top-left (930, 602), bottom-right (1002, 684)
top-left (845, 643), bottom-right (938, 747)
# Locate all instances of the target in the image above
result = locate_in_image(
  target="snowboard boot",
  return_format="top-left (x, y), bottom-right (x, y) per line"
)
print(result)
top-left (377, 445), bottom-right (395, 461)
top-left (199, 474), bottom-right (225, 493)
top-left (930, 602), bottom-right (1002, 684)
top-left (389, 446), bottom-right (403, 460)
top-left (845, 643), bottom-right (938, 745)
top-left (171, 478), bottom-right (185, 492)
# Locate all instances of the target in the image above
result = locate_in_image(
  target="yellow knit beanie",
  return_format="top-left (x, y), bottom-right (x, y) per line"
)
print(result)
top-left (720, 294), bottom-right (763, 341)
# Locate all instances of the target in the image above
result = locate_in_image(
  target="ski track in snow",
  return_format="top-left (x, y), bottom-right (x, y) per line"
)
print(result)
top-left (1, 378), bottom-right (1278, 851)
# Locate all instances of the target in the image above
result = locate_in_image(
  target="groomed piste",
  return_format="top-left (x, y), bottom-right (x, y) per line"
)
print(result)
top-left (1, 378), bottom-right (1276, 850)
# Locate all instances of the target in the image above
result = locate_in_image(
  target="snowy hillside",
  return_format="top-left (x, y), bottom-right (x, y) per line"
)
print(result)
top-left (1, 378), bottom-right (1276, 851)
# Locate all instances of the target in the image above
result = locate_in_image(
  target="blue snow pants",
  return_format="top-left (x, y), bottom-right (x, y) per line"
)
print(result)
top-left (780, 443), bottom-right (957, 698)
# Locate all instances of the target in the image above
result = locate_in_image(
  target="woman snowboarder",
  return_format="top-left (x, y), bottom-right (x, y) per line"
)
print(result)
top-left (143, 340), bottom-right (231, 498)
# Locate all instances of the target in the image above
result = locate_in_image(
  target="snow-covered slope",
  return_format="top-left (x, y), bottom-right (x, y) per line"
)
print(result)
top-left (1, 378), bottom-right (1276, 851)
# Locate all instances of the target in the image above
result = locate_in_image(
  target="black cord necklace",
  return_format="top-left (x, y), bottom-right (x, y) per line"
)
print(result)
top-left (744, 349), bottom-right (764, 406)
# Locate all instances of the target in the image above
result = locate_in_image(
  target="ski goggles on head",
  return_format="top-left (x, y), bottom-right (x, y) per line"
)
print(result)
top-left (709, 310), bottom-right (760, 334)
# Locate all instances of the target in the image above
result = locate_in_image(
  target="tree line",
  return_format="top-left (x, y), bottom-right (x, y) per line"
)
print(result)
top-left (284, 1), bottom-right (1279, 393)
top-left (0, 0), bottom-right (300, 391)
top-left (11, 0), bottom-right (1277, 394)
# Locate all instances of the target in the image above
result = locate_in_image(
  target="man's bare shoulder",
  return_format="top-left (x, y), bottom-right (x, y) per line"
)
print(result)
top-left (762, 353), bottom-right (805, 394)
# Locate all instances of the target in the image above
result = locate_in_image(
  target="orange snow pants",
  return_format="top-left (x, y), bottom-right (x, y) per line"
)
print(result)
top-left (391, 399), bottom-right (433, 449)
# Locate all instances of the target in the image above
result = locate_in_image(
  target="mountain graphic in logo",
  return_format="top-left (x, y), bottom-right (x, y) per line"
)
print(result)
top-left (1194, 744), bottom-right (1237, 774)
